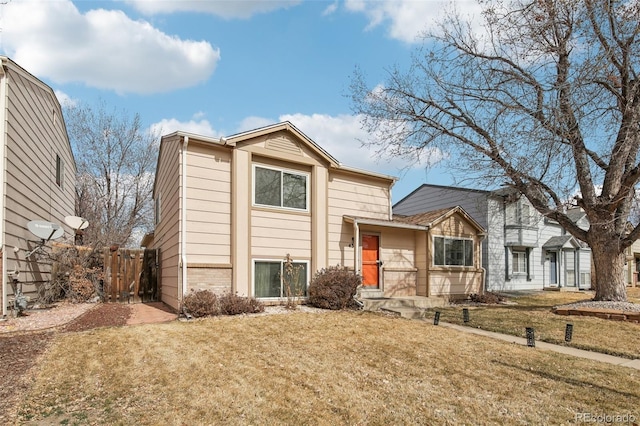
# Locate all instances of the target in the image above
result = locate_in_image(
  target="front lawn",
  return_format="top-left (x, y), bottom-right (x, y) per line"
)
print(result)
top-left (430, 288), bottom-right (640, 359)
top-left (18, 310), bottom-right (639, 425)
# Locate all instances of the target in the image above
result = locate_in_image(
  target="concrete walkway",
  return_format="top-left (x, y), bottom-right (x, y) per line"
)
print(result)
top-left (127, 302), bottom-right (178, 326)
top-left (438, 321), bottom-right (640, 370)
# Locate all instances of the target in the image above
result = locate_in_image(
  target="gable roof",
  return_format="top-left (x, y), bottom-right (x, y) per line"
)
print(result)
top-left (542, 235), bottom-right (582, 249)
top-left (226, 121), bottom-right (340, 168)
top-left (394, 206), bottom-right (486, 234)
top-left (153, 121), bottom-right (397, 197)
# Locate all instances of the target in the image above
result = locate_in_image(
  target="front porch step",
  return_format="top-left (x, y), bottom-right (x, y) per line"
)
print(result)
top-left (544, 286), bottom-right (580, 292)
top-left (380, 306), bottom-right (426, 320)
top-left (360, 296), bottom-right (448, 312)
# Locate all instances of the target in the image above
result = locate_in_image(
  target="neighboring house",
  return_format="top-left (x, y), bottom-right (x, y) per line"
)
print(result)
top-left (625, 237), bottom-right (640, 287)
top-left (0, 57), bottom-right (76, 317)
top-left (145, 122), bottom-right (486, 310)
top-left (394, 184), bottom-right (592, 292)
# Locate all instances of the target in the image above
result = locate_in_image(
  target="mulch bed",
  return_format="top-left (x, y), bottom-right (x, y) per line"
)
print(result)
top-left (0, 303), bottom-right (132, 424)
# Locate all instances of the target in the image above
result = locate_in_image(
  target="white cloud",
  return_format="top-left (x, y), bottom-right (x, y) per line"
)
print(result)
top-left (54, 90), bottom-right (77, 108)
top-left (345, 0), bottom-right (484, 43)
top-left (126, 0), bottom-right (301, 19)
top-left (236, 116), bottom-right (278, 134)
top-left (2, 0), bottom-right (220, 94)
top-left (150, 117), bottom-right (221, 138)
top-left (277, 113), bottom-right (443, 174)
top-left (322, 2), bottom-right (339, 17)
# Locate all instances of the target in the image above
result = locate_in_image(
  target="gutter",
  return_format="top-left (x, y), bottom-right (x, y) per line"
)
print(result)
top-left (0, 60), bottom-right (6, 317)
top-left (181, 136), bottom-right (189, 302)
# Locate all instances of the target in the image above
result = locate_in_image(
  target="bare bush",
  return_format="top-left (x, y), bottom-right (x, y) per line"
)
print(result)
top-left (182, 290), bottom-right (264, 317)
top-left (308, 266), bottom-right (361, 310)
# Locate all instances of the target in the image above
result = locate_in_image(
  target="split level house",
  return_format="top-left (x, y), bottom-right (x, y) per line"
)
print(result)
top-left (145, 122), bottom-right (486, 311)
top-left (0, 57), bottom-right (76, 317)
top-left (393, 184), bottom-right (592, 292)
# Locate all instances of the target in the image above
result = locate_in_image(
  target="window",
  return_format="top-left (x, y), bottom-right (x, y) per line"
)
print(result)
top-left (155, 193), bottom-right (161, 225)
top-left (506, 201), bottom-right (531, 226)
top-left (512, 250), bottom-right (527, 274)
top-left (254, 260), bottom-right (309, 298)
top-left (433, 237), bottom-right (473, 266)
top-left (566, 251), bottom-right (575, 286)
top-left (55, 154), bottom-right (64, 189)
top-left (254, 165), bottom-right (308, 211)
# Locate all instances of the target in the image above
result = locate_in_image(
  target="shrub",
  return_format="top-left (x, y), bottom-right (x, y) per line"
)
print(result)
top-left (183, 291), bottom-right (265, 317)
top-left (219, 293), bottom-right (265, 315)
top-left (183, 290), bottom-right (218, 318)
top-left (308, 266), bottom-right (361, 310)
top-left (469, 292), bottom-right (505, 304)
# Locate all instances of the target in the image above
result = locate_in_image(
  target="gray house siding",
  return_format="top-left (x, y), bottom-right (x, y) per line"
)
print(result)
top-left (394, 184), bottom-right (592, 292)
top-left (394, 184), bottom-right (493, 286)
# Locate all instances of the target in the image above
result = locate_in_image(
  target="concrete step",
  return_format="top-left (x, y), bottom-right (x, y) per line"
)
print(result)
top-left (381, 306), bottom-right (426, 320)
top-left (360, 296), bottom-right (448, 312)
top-left (358, 289), bottom-right (384, 299)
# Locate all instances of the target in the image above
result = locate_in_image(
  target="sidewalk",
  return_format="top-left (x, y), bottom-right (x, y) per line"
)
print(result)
top-left (438, 321), bottom-right (640, 370)
top-left (127, 302), bottom-right (178, 325)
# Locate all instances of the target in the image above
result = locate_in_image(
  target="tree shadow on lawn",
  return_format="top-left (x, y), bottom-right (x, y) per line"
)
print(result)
top-left (491, 359), bottom-right (640, 400)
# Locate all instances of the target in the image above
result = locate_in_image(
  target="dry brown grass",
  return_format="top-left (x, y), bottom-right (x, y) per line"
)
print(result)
top-left (434, 290), bottom-right (640, 359)
top-left (18, 311), bottom-right (640, 425)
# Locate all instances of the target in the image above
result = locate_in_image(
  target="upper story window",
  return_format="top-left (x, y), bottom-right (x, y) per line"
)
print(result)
top-left (253, 165), bottom-right (308, 211)
top-left (433, 236), bottom-right (474, 266)
top-left (55, 154), bottom-right (64, 189)
top-left (506, 200), bottom-right (531, 226)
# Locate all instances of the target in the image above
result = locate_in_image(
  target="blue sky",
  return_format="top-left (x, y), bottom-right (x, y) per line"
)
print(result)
top-left (0, 0), bottom-right (483, 202)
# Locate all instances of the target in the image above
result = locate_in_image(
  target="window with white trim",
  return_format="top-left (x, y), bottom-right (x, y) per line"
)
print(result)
top-left (254, 260), bottom-right (309, 298)
top-left (253, 165), bottom-right (308, 211)
top-left (433, 237), bottom-right (474, 266)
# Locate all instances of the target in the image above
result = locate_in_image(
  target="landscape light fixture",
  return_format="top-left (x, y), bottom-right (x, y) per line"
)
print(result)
top-left (565, 323), bottom-right (573, 343)
top-left (525, 327), bottom-right (535, 347)
top-left (462, 308), bottom-right (470, 323)
top-left (433, 311), bottom-right (441, 326)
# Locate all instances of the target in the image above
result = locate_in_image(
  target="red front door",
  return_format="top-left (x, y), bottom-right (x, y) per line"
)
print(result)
top-left (362, 234), bottom-right (380, 287)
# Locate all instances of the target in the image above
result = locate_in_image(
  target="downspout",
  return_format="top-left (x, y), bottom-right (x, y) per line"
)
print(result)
top-left (0, 61), bottom-right (7, 317)
top-left (353, 219), bottom-right (360, 275)
top-left (181, 136), bottom-right (189, 302)
top-left (479, 234), bottom-right (487, 295)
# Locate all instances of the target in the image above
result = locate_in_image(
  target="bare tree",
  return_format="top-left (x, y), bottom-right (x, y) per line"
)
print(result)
top-left (351, 0), bottom-right (640, 301)
top-left (65, 101), bottom-right (158, 247)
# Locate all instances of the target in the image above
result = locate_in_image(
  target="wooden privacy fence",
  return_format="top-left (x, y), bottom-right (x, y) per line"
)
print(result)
top-left (103, 248), bottom-right (158, 303)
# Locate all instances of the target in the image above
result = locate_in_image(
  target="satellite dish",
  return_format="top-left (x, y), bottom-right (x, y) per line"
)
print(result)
top-left (27, 220), bottom-right (64, 241)
top-left (64, 215), bottom-right (89, 230)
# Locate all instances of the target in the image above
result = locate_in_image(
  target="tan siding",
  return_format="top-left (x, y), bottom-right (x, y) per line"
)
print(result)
top-left (379, 228), bottom-right (415, 269)
top-left (427, 211), bottom-right (485, 297)
top-left (431, 215), bottom-right (475, 238)
top-left (416, 232), bottom-right (428, 296)
top-left (327, 171), bottom-right (391, 266)
top-left (251, 209), bottom-right (311, 259)
top-left (185, 144), bottom-right (231, 264)
top-left (429, 271), bottom-right (483, 296)
top-left (240, 131), bottom-right (325, 165)
top-left (151, 136), bottom-right (182, 310)
top-left (3, 64), bottom-right (75, 298)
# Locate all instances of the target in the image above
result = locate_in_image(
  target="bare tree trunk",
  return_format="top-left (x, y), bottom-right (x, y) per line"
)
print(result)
top-left (588, 236), bottom-right (628, 301)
